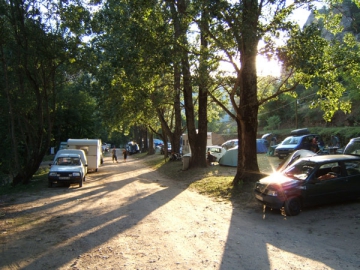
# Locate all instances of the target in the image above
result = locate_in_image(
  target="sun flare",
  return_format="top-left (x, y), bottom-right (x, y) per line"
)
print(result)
top-left (256, 55), bottom-right (282, 77)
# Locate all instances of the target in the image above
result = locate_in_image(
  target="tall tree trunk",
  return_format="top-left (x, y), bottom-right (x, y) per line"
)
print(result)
top-left (233, 0), bottom-right (261, 185)
top-left (195, 6), bottom-right (210, 167)
top-left (170, 0), bottom-right (209, 168)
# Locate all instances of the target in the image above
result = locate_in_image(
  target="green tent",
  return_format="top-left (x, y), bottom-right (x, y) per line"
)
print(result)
top-left (219, 140), bottom-right (268, 167)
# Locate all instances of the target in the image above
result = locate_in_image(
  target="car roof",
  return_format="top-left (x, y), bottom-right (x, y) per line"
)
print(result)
top-left (297, 154), bottom-right (360, 163)
top-left (57, 153), bottom-right (81, 158)
top-left (291, 133), bottom-right (318, 138)
top-left (57, 149), bottom-right (85, 153)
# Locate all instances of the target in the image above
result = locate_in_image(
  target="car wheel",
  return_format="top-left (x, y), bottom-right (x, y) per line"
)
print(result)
top-left (83, 176), bottom-right (86, 182)
top-left (48, 181), bottom-right (52, 188)
top-left (79, 178), bottom-right (83, 187)
top-left (284, 197), bottom-right (301, 216)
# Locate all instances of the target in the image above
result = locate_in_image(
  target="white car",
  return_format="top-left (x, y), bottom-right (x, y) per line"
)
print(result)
top-left (48, 153), bottom-right (87, 187)
top-left (53, 149), bottom-right (88, 175)
top-left (221, 139), bottom-right (238, 150)
top-left (206, 145), bottom-right (227, 162)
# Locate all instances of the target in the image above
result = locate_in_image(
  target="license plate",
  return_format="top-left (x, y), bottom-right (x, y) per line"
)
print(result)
top-left (255, 194), bottom-right (263, 201)
top-left (59, 177), bottom-right (70, 180)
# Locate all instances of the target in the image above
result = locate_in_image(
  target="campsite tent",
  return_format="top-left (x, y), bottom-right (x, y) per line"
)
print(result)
top-left (219, 146), bottom-right (238, 166)
top-left (256, 139), bottom-right (268, 153)
top-left (219, 140), bottom-right (268, 167)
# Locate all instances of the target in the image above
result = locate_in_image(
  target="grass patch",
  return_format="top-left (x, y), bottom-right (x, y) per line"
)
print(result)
top-left (138, 152), bottom-right (281, 203)
top-left (188, 176), bottom-right (234, 200)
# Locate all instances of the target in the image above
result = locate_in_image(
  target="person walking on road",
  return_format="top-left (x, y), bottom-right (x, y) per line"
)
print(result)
top-left (112, 147), bottom-right (118, 163)
top-left (123, 148), bottom-right (128, 162)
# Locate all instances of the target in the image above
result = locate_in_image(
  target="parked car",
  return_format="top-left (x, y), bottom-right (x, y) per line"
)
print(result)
top-left (160, 143), bottom-right (172, 155)
top-left (58, 141), bottom-right (67, 151)
top-left (126, 142), bottom-right (140, 155)
top-left (48, 153), bottom-right (87, 188)
top-left (254, 154), bottom-right (360, 215)
top-left (276, 149), bottom-right (317, 172)
top-left (344, 137), bottom-right (360, 155)
top-left (102, 143), bottom-right (109, 153)
top-left (275, 134), bottom-right (323, 159)
top-left (52, 149), bottom-right (88, 175)
top-left (206, 145), bottom-right (227, 162)
top-left (221, 139), bottom-right (238, 150)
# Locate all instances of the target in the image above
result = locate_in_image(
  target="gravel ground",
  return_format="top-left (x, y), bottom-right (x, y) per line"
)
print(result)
top-left (1, 153), bottom-right (360, 270)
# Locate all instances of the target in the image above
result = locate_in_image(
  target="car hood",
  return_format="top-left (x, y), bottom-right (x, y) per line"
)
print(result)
top-left (258, 173), bottom-right (299, 188)
top-left (50, 165), bottom-right (82, 172)
top-left (276, 144), bottom-right (296, 150)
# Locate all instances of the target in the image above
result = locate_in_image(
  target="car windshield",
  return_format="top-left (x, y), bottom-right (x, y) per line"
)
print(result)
top-left (282, 136), bottom-right (301, 145)
top-left (57, 157), bottom-right (81, 166)
top-left (283, 160), bottom-right (316, 180)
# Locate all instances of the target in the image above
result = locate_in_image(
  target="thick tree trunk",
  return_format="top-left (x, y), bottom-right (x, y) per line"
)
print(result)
top-left (167, 0), bottom-right (206, 168)
top-left (195, 7), bottom-right (210, 167)
top-left (233, 0), bottom-right (261, 185)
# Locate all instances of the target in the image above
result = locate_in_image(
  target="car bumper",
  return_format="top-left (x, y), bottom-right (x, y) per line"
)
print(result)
top-left (276, 151), bottom-right (293, 159)
top-left (254, 190), bottom-right (284, 209)
top-left (48, 176), bottom-right (81, 184)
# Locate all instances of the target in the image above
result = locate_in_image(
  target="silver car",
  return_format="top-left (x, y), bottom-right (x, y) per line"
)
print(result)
top-left (48, 153), bottom-right (86, 187)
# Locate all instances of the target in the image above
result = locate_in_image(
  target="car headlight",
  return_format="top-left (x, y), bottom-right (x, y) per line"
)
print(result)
top-left (73, 172), bottom-right (80, 176)
top-left (266, 190), bottom-right (278, 196)
top-left (49, 172), bottom-right (57, 176)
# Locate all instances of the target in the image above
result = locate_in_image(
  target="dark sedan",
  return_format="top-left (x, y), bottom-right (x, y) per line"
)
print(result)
top-left (254, 155), bottom-right (360, 215)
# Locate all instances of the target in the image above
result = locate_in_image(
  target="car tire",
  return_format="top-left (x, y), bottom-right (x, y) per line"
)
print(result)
top-left (83, 176), bottom-right (86, 182)
top-left (284, 197), bottom-right (301, 216)
top-left (48, 181), bottom-right (52, 188)
top-left (79, 178), bottom-right (83, 187)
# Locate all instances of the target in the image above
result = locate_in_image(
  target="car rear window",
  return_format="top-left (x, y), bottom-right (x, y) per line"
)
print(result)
top-left (345, 160), bottom-right (360, 175)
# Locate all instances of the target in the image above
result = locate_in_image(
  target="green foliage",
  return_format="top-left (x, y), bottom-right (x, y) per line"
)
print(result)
top-left (0, 0), bottom-right (93, 185)
top-left (265, 115), bottom-right (281, 131)
top-left (52, 74), bottom-right (101, 145)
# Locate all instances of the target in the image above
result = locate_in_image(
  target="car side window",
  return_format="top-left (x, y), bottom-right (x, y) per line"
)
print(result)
top-left (316, 162), bottom-right (340, 180)
top-left (344, 160), bottom-right (360, 176)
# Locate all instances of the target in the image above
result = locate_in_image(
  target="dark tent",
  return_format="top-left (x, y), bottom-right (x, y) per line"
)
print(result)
top-left (256, 139), bottom-right (268, 153)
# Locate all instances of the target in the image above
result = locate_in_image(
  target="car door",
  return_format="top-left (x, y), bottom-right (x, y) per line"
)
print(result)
top-left (304, 162), bottom-right (345, 206)
top-left (302, 135), bottom-right (314, 151)
top-left (207, 146), bottom-right (222, 161)
top-left (344, 160), bottom-right (360, 199)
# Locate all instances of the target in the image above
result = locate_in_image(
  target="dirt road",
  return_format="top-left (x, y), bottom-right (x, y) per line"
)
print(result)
top-left (1, 153), bottom-right (360, 269)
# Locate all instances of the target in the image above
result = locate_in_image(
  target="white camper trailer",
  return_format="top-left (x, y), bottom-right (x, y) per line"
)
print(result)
top-left (67, 139), bottom-right (103, 172)
top-left (182, 132), bottom-right (213, 155)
